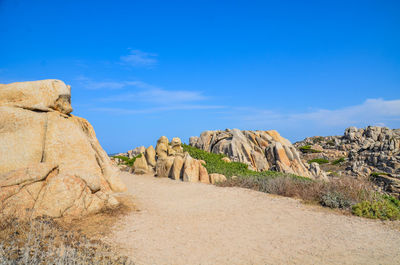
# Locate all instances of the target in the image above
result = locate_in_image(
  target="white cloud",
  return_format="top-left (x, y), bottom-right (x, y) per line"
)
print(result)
top-left (77, 76), bottom-right (214, 112)
top-left (120, 49), bottom-right (158, 67)
top-left (230, 98), bottom-right (400, 129)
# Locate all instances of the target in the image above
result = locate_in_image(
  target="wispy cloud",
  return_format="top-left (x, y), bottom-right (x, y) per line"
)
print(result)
top-left (91, 105), bottom-right (225, 114)
top-left (230, 98), bottom-right (400, 129)
top-left (291, 98), bottom-right (400, 126)
top-left (76, 76), bottom-right (218, 113)
top-left (120, 49), bottom-right (158, 67)
top-left (100, 88), bottom-right (206, 104)
top-left (75, 76), bottom-right (126, 89)
top-left (75, 76), bottom-right (159, 90)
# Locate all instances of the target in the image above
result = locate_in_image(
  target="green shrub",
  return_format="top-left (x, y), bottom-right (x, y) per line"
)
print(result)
top-left (299, 145), bottom-right (321, 154)
top-left (352, 195), bottom-right (400, 220)
top-left (320, 191), bottom-right (352, 209)
top-left (370, 172), bottom-right (389, 178)
top-left (331, 157), bottom-right (345, 165)
top-left (328, 171), bottom-right (339, 177)
top-left (308, 158), bottom-right (329, 164)
top-left (313, 137), bottom-right (325, 143)
top-left (326, 140), bottom-right (335, 146)
top-left (183, 144), bottom-right (400, 221)
top-left (113, 154), bottom-right (142, 167)
top-left (182, 144), bottom-right (309, 181)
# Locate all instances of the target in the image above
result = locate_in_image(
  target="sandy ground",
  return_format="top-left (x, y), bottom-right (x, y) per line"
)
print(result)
top-left (106, 172), bottom-right (400, 265)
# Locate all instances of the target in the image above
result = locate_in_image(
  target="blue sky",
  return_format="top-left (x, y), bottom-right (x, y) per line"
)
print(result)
top-left (1, 0), bottom-right (399, 153)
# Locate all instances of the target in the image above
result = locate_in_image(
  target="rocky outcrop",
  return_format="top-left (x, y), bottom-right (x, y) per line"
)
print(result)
top-left (116, 136), bottom-right (213, 183)
top-left (0, 80), bottom-right (125, 219)
top-left (295, 126), bottom-right (400, 197)
top-left (295, 126), bottom-right (400, 175)
top-left (189, 129), bottom-right (321, 179)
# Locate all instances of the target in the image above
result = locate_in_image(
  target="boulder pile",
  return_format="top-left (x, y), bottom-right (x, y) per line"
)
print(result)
top-left (115, 136), bottom-right (217, 183)
top-left (295, 126), bottom-right (400, 197)
top-left (189, 129), bottom-right (326, 180)
top-left (0, 80), bottom-right (126, 219)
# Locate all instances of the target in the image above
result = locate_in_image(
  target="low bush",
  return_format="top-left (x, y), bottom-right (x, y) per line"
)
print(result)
top-left (183, 144), bottom-right (398, 221)
top-left (321, 191), bottom-right (352, 209)
top-left (299, 145), bottom-right (321, 154)
top-left (326, 140), bottom-right (335, 146)
top-left (331, 157), bottom-right (346, 165)
top-left (219, 173), bottom-right (375, 213)
top-left (370, 172), bottom-right (389, 178)
top-left (182, 144), bottom-right (308, 181)
top-left (352, 195), bottom-right (400, 220)
top-left (312, 136), bottom-right (325, 143)
top-left (113, 154), bottom-right (142, 167)
top-left (308, 158), bottom-right (329, 164)
top-left (0, 216), bottom-right (134, 264)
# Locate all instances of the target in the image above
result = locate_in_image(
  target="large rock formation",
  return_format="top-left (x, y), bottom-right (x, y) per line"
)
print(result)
top-left (0, 80), bottom-right (126, 219)
top-left (294, 126), bottom-right (400, 197)
top-left (115, 136), bottom-right (213, 183)
top-left (189, 129), bottom-right (322, 179)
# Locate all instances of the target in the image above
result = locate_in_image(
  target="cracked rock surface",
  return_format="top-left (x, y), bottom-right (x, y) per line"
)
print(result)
top-left (0, 79), bottom-right (126, 219)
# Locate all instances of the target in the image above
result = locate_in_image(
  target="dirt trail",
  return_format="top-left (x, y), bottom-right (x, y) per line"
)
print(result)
top-left (107, 172), bottom-right (400, 265)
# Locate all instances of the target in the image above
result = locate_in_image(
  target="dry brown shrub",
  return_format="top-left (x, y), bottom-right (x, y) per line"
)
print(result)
top-left (0, 195), bottom-right (136, 264)
top-left (61, 195), bottom-right (137, 238)
top-left (219, 175), bottom-right (375, 209)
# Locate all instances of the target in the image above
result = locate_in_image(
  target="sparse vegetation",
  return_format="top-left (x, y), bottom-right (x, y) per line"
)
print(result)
top-left (299, 145), bottom-right (321, 153)
top-left (220, 175), bottom-right (376, 213)
top-left (331, 157), bottom-right (346, 165)
top-left (183, 144), bottom-right (379, 215)
top-left (313, 136), bottom-right (325, 143)
top-left (183, 144), bottom-right (399, 221)
top-left (182, 144), bottom-right (307, 180)
top-left (308, 158), bottom-right (329, 164)
top-left (328, 171), bottom-right (340, 177)
top-left (326, 140), bottom-right (336, 146)
top-left (321, 191), bottom-right (353, 209)
top-left (113, 154), bottom-right (142, 167)
top-left (0, 216), bottom-right (134, 264)
top-left (352, 195), bottom-right (400, 220)
top-left (370, 172), bottom-right (389, 178)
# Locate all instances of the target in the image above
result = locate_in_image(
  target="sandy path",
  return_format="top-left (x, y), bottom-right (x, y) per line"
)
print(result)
top-left (107, 172), bottom-right (400, 265)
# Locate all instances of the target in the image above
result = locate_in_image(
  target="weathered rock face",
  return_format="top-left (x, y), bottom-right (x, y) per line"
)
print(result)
top-left (182, 155), bottom-right (200, 182)
top-left (210, 173), bottom-right (227, 184)
top-left (133, 155), bottom-right (149, 174)
top-left (169, 137), bottom-right (184, 156)
top-left (0, 80), bottom-right (125, 219)
top-left (145, 146), bottom-right (156, 167)
top-left (156, 156), bottom-right (175, 178)
top-left (189, 129), bottom-right (316, 178)
top-left (295, 126), bottom-right (400, 197)
top-left (156, 136), bottom-right (169, 159)
top-left (170, 156), bottom-right (184, 180)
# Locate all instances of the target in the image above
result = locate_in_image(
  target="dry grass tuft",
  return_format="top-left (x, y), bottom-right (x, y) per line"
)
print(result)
top-left (0, 195), bottom-right (136, 264)
top-left (62, 195), bottom-right (137, 238)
